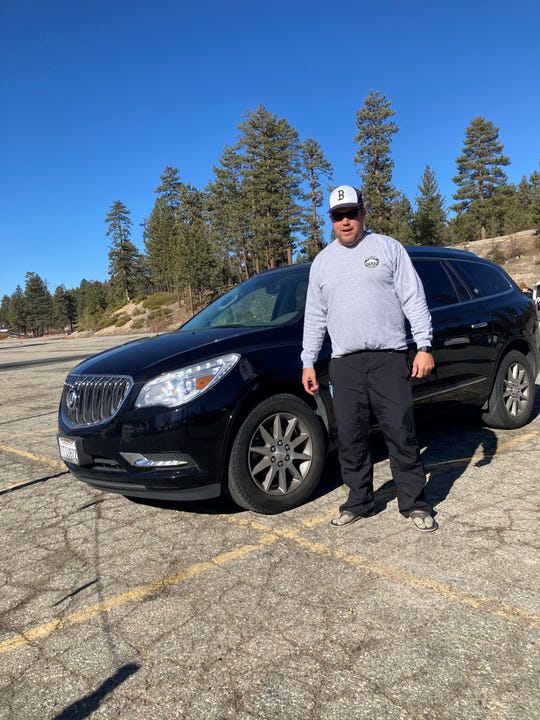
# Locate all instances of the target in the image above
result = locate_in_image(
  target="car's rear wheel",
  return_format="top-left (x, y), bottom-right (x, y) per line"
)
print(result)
top-left (482, 350), bottom-right (535, 429)
top-left (227, 394), bottom-right (326, 514)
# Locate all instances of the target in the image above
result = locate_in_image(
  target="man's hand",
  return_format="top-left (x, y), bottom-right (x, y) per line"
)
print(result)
top-left (411, 351), bottom-right (435, 379)
top-left (302, 368), bottom-right (318, 395)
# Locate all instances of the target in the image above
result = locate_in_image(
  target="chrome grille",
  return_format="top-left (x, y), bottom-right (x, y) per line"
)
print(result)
top-left (61, 373), bottom-right (133, 427)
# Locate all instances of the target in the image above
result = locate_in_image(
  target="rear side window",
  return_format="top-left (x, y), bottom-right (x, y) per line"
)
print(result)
top-left (449, 260), bottom-right (512, 298)
top-left (412, 260), bottom-right (463, 308)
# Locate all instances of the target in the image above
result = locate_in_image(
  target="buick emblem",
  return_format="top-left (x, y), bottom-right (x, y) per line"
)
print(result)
top-left (66, 388), bottom-right (79, 410)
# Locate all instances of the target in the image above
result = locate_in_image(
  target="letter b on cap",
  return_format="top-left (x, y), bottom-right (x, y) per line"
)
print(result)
top-left (330, 184), bottom-right (361, 211)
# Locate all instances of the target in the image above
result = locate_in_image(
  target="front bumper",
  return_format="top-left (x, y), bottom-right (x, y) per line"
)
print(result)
top-left (64, 458), bottom-right (222, 501)
top-left (57, 382), bottom-right (238, 501)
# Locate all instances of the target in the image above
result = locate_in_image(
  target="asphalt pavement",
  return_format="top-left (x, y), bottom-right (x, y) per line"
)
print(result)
top-left (0, 335), bottom-right (539, 720)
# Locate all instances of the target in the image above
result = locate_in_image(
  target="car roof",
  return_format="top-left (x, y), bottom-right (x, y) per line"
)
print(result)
top-left (256, 263), bottom-right (311, 276)
top-left (259, 246), bottom-right (483, 277)
top-left (405, 245), bottom-right (478, 260)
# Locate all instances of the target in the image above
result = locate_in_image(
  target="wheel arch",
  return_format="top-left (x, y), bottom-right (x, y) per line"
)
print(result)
top-left (217, 377), bottom-right (330, 487)
top-left (485, 338), bottom-right (538, 410)
top-left (481, 343), bottom-right (536, 427)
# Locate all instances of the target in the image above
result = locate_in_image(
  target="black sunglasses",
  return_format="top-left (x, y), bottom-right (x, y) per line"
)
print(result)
top-left (330, 208), bottom-right (359, 222)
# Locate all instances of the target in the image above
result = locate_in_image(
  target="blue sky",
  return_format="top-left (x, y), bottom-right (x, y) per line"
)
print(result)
top-left (1, 0), bottom-right (539, 298)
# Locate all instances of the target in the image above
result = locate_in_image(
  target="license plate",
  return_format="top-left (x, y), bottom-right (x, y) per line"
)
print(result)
top-left (58, 436), bottom-right (80, 465)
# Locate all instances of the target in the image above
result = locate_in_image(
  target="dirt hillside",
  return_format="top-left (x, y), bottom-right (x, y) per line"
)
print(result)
top-left (458, 229), bottom-right (539, 290)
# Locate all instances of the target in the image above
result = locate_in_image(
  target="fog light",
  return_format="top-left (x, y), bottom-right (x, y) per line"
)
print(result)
top-left (120, 452), bottom-right (196, 468)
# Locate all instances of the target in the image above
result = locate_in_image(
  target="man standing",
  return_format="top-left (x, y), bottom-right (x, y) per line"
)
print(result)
top-left (301, 185), bottom-right (437, 532)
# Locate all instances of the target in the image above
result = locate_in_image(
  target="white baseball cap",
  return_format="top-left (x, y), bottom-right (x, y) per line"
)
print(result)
top-left (329, 185), bottom-right (364, 212)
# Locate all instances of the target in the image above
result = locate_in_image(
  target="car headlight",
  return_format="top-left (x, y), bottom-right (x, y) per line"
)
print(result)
top-left (135, 353), bottom-right (240, 408)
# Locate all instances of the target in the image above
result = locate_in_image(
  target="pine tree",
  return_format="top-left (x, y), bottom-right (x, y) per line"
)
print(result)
top-left (76, 279), bottom-right (108, 330)
top-left (52, 285), bottom-right (77, 332)
top-left (530, 168), bottom-right (540, 238)
top-left (175, 184), bottom-right (217, 311)
top-left (207, 145), bottom-right (253, 283)
top-left (389, 192), bottom-right (414, 244)
top-left (448, 213), bottom-right (479, 246)
top-left (144, 166), bottom-right (183, 292)
top-left (236, 105), bottom-right (303, 270)
top-left (452, 117), bottom-right (510, 239)
top-left (0, 294), bottom-right (10, 327)
top-left (354, 90), bottom-right (398, 234)
top-left (106, 200), bottom-right (144, 303)
top-left (7, 286), bottom-right (27, 335)
top-left (486, 182), bottom-right (520, 236)
top-left (412, 166), bottom-right (448, 245)
top-left (300, 138), bottom-right (333, 260)
top-left (24, 272), bottom-right (52, 336)
top-left (516, 176), bottom-right (536, 229)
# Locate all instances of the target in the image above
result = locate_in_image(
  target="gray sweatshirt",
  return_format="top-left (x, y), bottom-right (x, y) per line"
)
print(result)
top-left (301, 232), bottom-right (432, 368)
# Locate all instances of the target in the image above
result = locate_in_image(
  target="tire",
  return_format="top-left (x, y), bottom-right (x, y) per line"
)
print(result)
top-left (227, 394), bottom-right (326, 514)
top-left (482, 350), bottom-right (536, 429)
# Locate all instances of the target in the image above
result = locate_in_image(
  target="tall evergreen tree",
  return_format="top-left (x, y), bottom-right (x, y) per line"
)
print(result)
top-left (530, 168), bottom-right (540, 237)
top-left (516, 175), bottom-right (537, 230)
top-left (236, 105), bottom-right (303, 270)
top-left (353, 90), bottom-right (398, 234)
top-left (207, 145), bottom-right (253, 282)
top-left (144, 166), bottom-right (184, 292)
top-left (175, 184), bottom-right (217, 310)
top-left (389, 192), bottom-right (414, 244)
top-left (24, 272), bottom-right (52, 336)
top-left (300, 138), bottom-right (333, 260)
top-left (76, 279), bottom-right (108, 329)
top-left (7, 286), bottom-right (27, 334)
top-left (452, 116), bottom-right (510, 239)
top-left (448, 213), bottom-right (478, 245)
top-left (52, 285), bottom-right (77, 332)
top-left (106, 200), bottom-right (144, 303)
top-left (412, 165), bottom-right (448, 245)
top-left (0, 294), bottom-right (10, 327)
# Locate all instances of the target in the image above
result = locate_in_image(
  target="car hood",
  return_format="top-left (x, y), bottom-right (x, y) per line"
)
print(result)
top-left (69, 326), bottom-right (284, 379)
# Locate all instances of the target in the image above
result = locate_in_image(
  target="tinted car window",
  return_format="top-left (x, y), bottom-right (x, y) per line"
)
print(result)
top-left (450, 260), bottom-right (512, 298)
top-left (412, 260), bottom-right (462, 308)
top-left (182, 270), bottom-right (309, 329)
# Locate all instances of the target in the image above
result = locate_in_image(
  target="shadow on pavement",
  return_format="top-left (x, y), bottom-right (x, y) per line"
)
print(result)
top-left (52, 663), bottom-right (140, 720)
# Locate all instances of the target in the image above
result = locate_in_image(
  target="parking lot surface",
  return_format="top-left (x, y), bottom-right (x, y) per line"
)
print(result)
top-left (0, 335), bottom-right (539, 720)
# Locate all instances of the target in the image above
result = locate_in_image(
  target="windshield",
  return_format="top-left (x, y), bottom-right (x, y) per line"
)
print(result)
top-left (181, 268), bottom-right (309, 330)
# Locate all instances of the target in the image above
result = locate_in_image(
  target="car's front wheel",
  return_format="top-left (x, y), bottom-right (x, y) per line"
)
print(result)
top-left (482, 350), bottom-right (535, 429)
top-left (227, 394), bottom-right (326, 514)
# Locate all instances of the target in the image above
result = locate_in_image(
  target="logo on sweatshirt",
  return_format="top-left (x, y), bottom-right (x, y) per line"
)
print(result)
top-left (364, 256), bottom-right (379, 268)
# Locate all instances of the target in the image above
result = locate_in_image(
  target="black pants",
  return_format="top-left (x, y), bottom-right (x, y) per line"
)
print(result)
top-left (329, 351), bottom-right (431, 517)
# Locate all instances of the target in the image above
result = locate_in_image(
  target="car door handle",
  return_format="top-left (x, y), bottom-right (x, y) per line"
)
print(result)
top-left (470, 322), bottom-right (488, 329)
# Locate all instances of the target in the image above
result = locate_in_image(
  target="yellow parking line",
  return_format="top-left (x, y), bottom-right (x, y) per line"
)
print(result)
top-left (0, 445), bottom-right (65, 491)
top-left (223, 515), bottom-right (540, 630)
top-left (0, 428), bottom-right (538, 655)
top-left (498, 430), bottom-right (539, 450)
top-left (0, 444), bottom-right (64, 469)
top-left (423, 430), bottom-right (540, 470)
top-left (0, 534), bottom-right (278, 655)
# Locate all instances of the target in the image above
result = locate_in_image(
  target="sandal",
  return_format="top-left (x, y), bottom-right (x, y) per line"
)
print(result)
top-left (409, 510), bottom-right (438, 532)
top-left (330, 511), bottom-right (362, 527)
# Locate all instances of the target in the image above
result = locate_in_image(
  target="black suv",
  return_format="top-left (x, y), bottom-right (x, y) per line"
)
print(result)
top-left (58, 247), bottom-right (540, 513)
